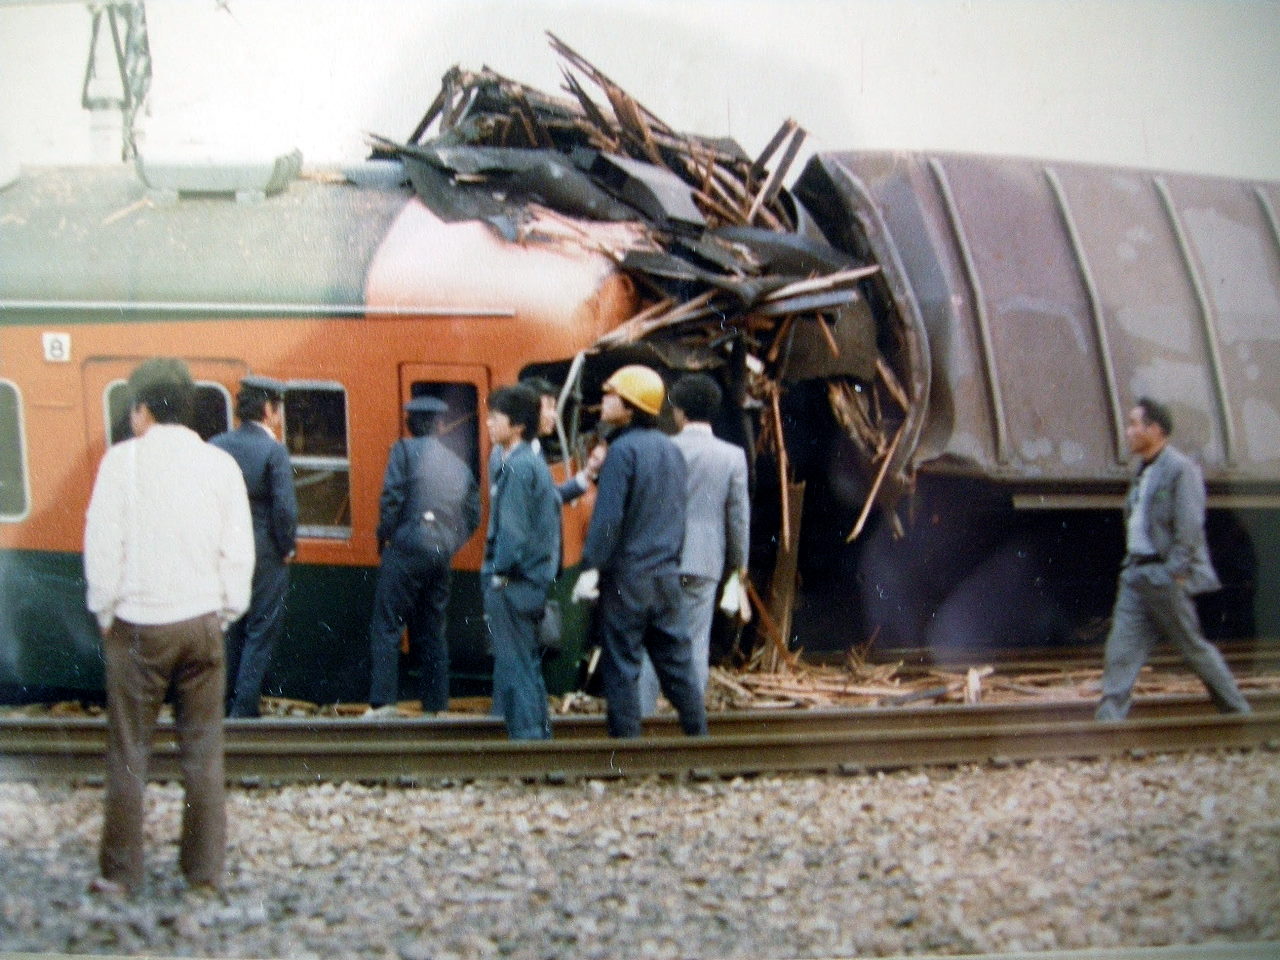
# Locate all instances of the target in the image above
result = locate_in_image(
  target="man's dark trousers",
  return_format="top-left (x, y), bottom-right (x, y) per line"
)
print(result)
top-left (225, 558), bottom-right (288, 718)
top-left (101, 614), bottom-right (226, 893)
top-left (368, 543), bottom-right (452, 712)
top-left (597, 571), bottom-right (708, 738)
top-left (485, 585), bottom-right (551, 739)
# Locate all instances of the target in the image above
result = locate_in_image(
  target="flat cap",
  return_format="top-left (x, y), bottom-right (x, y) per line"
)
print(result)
top-left (240, 374), bottom-right (287, 395)
top-left (406, 395), bottom-right (448, 414)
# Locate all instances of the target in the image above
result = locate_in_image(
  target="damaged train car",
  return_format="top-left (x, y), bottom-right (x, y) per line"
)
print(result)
top-left (790, 152), bottom-right (1280, 657)
top-left (0, 159), bottom-right (638, 704)
top-left (2, 41), bottom-right (1278, 705)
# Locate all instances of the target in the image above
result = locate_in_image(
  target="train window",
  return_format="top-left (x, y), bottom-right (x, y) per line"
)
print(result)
top-left (409, 381), bottom-right (480, 479)
top-left (104, 379), bottom-right (232, 443)
top-left (283, 382), bottom-right (351, 539)
top-left (192, 384), bottom-right (233, 440)
top-left (0, 381), bottom-right (30, 521)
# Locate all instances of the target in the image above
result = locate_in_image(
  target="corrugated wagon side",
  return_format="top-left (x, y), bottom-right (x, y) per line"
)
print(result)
top-left (790, 151), bottom-right (1280, 653)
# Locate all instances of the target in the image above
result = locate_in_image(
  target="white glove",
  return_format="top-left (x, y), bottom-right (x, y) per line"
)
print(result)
top-left (571, 568), bottom-right (600, 604)
top-left (719, 570), bottom-right (751, 622)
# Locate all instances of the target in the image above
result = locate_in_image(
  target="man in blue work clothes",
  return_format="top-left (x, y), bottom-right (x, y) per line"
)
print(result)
top-left (572, 365), bottom-right (708, 738)
top-left (366, 396), bottom-right (480, 717)
top-left (209, 375), bottom-right (298, 718)
top-left (483, 384), bottom-right (561, 740)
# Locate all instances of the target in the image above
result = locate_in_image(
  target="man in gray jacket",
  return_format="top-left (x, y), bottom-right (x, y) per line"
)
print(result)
top-left (1096, 397), bottom-right (1251, 721)
top-left (639, 373), bottom-right (750, 716)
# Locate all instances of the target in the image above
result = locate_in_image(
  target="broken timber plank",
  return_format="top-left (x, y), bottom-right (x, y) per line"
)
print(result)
top-left (747, 124), bottom-right (806, 225)
top-left (846, 418), bottom-right (907, 542)
top-left (765, 480), bottom-right (805, 672)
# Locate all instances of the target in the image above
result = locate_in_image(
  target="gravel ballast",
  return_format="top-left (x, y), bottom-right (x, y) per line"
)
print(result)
top-left (1, 749), bottom-right (1277, 959)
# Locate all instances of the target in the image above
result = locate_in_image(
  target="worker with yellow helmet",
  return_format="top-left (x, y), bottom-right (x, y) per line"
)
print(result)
top-left (572, 365), bottom-right (708, 737)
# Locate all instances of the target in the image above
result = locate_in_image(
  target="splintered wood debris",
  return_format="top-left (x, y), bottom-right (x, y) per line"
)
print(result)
top-left (703, 658), bottom-right (1280, 711)
top-left (7, 657), bottom-right (1278, 719)
top-left (372, 33), bottom-right (912, 554)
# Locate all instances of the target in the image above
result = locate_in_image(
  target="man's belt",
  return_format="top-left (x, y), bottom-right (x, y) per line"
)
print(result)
top-left (1128, 553), bottom-right (1163, 566)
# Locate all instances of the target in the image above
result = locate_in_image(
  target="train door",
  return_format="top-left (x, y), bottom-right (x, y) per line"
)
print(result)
top-left (81, 356), bottom-right (245, 455)
top-left (398, 362), bottom-right (489, 569)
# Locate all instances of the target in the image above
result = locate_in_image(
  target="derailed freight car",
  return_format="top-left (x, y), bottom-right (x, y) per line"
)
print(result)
top-left (786, 151), bottom-right (1280, 656)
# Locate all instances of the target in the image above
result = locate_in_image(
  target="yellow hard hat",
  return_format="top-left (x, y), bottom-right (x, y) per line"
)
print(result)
top-left (603, 364), bottom-right (664, 416)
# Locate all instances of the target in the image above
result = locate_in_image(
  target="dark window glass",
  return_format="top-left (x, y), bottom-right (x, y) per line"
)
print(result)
top-left (192, 385), bottom-right (232, 440)
top-left (106, 381), bottom-right (131, 445)
top-left (0, 381), bottom-right (29, 520)
top-left (106, 380), bottom-right (230, 443)
top-left (283, 383), bottom-right (351, 539)
top-left (410, 381), bottom-right (479, 478)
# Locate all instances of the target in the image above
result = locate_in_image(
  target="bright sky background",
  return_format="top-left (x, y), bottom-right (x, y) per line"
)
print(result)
top-left (1, 0), bottom-right (1278, 179)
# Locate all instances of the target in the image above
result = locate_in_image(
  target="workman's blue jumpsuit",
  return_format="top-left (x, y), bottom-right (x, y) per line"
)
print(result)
top-left (483, 441), bottom-right (561, 739)
top-left (582, 424), bottom-right (708, 737)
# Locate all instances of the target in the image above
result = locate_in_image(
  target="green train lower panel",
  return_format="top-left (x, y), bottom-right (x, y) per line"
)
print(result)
top-left (0, 550), bottom-right (104, 699)
top-left (0, 550), bottom-right (591, 705)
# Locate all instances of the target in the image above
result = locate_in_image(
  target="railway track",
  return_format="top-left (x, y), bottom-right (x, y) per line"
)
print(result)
top-left (2, 693), bottom-right (1277, 785)
top-left (862, 639), bottom-right (1280, 674)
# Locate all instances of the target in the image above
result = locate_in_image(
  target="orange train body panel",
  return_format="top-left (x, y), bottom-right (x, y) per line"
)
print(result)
top-left (0, 177), bottom-right (639, 570)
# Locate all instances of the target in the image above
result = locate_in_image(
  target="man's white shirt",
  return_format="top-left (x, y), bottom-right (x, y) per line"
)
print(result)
top-left (85, 424), bottom-right (254, 631)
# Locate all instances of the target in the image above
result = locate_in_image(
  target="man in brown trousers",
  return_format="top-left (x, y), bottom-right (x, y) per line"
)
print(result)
top-left (84, 358), bottom-right (254, 896)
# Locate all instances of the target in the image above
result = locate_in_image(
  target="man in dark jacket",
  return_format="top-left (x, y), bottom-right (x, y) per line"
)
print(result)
top-left (483, 384), bottom-right (561, 739)
top-left (572, 365), bottom-right (707, 738)
top-left (1096, 397), bottom-right (1251, 720)
top-left (367, 396), bottom-right (480, 717)
top-left (209, 375), bottom-right (298, 718)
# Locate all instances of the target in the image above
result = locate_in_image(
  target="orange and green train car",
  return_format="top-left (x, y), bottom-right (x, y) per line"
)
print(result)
top-left (0, 164), bottom-right (638, 704)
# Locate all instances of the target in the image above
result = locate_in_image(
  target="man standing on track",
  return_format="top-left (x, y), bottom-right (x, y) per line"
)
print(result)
top-left (571, 365), bottom-right (707, 738)
top-left (84, 357), bottom-right (254, 897)
top-left (210, 375), bottom-right (298, 719)
top-left (638, 373), bottom-right (750, 717)
top-left (483, 384), bottom-right (561, 740)
top-left (366, 396), bottom-right (480, 717)
top-left (1095, 396), bottom-right (1251, 721)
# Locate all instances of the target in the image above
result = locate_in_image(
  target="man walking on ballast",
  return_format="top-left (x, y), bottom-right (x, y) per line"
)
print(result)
top-left (1096, 396), bottom-right (1251, 721)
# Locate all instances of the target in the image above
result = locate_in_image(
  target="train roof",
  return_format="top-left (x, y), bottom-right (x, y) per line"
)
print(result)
top-left (797, 151), bottom-right (1280, 499)
top-left (0, 165), bottom-right (411, 314)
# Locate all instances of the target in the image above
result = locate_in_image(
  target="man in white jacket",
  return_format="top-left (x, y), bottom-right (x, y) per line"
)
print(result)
top-left (84, 357), bottom-right (254, 897)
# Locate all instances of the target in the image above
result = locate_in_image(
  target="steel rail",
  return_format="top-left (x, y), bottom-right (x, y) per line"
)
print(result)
top-left (868, 640), bottom-right (1280, 673)
top-left (5, 691), bottom-right (1279, 749)
top-left (2, 699), bottom-right (1276, 785)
